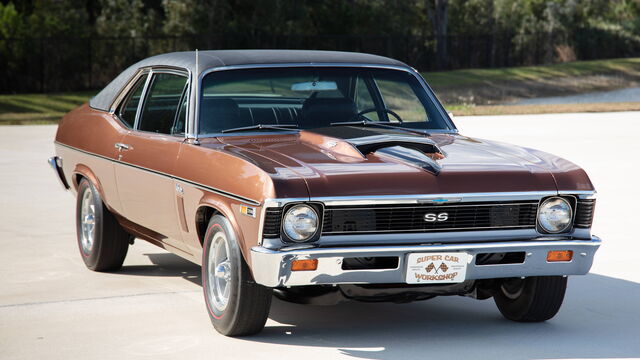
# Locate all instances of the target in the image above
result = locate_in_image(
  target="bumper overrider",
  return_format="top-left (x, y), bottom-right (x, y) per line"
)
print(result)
top-left (251, 236), bottom-right (601, 287)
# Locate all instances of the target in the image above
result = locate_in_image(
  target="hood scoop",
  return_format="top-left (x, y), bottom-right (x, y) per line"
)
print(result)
top-left (346, 135), bottom-right (444, 175)
top-left (347, 135), bottom-right (440, 154)
top-left (374, 145), bottom-right (443, 175)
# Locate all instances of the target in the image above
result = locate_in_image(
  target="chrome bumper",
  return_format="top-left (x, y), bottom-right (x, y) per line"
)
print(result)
top-left (48, 156), bottom-right (69, 190)
top-left (250, 236), bottom-right (601, 287)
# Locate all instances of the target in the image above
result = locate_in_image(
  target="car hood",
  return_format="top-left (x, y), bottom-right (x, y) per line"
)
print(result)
top-left (207, 127), bottom-right (593, 198)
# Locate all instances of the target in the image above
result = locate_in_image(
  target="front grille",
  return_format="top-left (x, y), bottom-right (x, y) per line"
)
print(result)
top-left (574, 199), bottom-right (596, 228)
top-left (322, 201), bottom-right (539, 235)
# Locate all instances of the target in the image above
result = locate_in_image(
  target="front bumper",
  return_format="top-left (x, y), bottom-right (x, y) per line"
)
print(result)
top-left (250, 236), bottom-right (601, 287)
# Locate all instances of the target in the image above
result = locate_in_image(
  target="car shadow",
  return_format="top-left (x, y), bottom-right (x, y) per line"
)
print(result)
top-left (119, 253), bottom-right (202, 286)
top-left (252, 274), bottom-right (640, 359)
top-left (115, 252), bottom-right (640, 359)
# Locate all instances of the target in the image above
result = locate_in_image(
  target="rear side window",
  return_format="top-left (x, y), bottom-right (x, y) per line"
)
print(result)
top-left (118, 76), bottom-right (147, 127)
top-left (138, 73), bottom-right (188, 135)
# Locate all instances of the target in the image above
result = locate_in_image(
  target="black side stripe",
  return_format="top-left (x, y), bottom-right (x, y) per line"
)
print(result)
top-left (55, 141), bottom-right (261, 206)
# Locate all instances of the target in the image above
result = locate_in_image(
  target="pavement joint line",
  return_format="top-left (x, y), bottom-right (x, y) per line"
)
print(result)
top-left (0, 290), bottom-right (201, 309)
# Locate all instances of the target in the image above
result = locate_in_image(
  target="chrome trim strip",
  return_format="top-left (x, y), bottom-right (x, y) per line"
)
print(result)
top-left (327, 201), bottom-right (538, 210)
top-left (194, 62), bottom-right (458, 138)
top-left (322, 225), bottom-right (534, 235)
top-left (251, 236), bottom-right (601, 287)
top-left (54, 142), bottom-right (260, 206)
top-left (47, 156), bottom-right (69, 190)
top-left (307, 192), bottom-right (558, 206)
top-left (260, 227), bottom-right (593, 249)
top-left (559, 190), bottom-right (597, 200)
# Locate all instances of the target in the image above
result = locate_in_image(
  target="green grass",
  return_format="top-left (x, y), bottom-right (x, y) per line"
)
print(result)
top-left (0, 91), bottom-right (94, 125)
top-left (2, 57), bottom-right (640, 124)
top-left (423, 57), bottom-right (640, 88)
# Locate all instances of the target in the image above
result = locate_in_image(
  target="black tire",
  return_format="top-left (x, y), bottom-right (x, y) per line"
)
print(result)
top-left (76, 178), bottom-right (129, 271)
top-left (202, 215), bottom-right (272, 336)
top-left (494, 276), bottom-right (567, 322)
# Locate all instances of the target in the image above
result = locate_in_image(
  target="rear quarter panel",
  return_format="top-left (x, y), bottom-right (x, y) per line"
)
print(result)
top-left (55, 104), bottom-right (129, 214)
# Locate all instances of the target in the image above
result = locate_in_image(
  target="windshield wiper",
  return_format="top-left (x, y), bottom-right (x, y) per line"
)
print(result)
top-left (221, 124), bottom-right (299, 134)
top-left (330, 120), bottom-right (431, 136)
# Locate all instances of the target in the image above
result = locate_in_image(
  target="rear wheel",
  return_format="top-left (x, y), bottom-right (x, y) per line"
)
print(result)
top-left (76, 178), bottom-right (129, 271)
top-left (494, 276), bottom-right (567, 322)
top-left (202, 215), bottom-right (272, 336)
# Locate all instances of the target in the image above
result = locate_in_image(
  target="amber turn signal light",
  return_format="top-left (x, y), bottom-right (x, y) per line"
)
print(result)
top-left (547, 250), bottom-right (573, 262)
top-left (291, 259), bottom-right (318, 271)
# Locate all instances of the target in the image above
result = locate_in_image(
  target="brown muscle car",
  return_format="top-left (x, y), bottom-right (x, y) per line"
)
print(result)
top-left (49, 50), bottom-right (600, 336)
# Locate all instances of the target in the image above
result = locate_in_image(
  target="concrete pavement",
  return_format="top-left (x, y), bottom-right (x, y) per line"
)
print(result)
top-left (1, 112), bottom-right (639, 359)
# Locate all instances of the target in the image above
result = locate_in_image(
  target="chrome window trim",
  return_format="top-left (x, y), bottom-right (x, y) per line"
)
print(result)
top-left (109, 66), bottom-right (192, 138)
top-left (134, 67), bottom-right (191, 137)
top-left (109, 68), bottom-right (148, 115)
top-left (110, 69), bottom-right (149, 128)
top-left (193, 63), bottom-right (459, 139)
top-left (132, 69), bottom-right (154, 130)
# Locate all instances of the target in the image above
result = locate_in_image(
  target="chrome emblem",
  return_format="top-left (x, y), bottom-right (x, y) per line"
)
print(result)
top-left (424, 212), bottom-right (449, 222)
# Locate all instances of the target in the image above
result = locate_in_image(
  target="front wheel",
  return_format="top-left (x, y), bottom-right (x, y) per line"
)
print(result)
top-left (494, 276), bottom-right (567, 322)
top-left (202, 215), bottom-right (272, 336)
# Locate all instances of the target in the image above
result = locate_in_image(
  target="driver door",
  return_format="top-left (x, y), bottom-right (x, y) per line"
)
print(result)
top-left (114, 70), bottom-right (189, 251)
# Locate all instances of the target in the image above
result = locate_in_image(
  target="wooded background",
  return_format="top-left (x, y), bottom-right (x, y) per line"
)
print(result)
top-left (1, 0), bottom-right (639, 93)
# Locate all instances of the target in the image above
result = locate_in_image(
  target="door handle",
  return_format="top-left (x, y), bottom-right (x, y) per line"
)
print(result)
top-left (114, 143), bottom-right (132, 151)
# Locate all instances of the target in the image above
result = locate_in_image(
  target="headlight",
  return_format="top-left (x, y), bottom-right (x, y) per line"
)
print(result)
top-left (283, 204), bottom-right (319, 242)
top-left (538, 197), bottom-right (573, 233)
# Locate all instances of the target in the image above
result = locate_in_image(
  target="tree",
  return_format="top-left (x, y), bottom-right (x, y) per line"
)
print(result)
top-left (0, 2), bottom-right (24, 38)
top-left (424, 0), bottom-right (449, 69)
top-left (96, 0), bottom-right (158, 37)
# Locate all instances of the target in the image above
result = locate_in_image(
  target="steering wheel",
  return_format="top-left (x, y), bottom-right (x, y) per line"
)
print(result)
top-left (354, 108), bottom-right (404, 123)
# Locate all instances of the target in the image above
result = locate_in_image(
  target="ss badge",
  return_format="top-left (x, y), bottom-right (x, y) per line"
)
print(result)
top-left (424, 212), bottom-right (448, 222)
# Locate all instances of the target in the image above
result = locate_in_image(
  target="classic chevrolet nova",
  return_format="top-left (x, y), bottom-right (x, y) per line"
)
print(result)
top-left (50, 50), bottom-right (600, 336)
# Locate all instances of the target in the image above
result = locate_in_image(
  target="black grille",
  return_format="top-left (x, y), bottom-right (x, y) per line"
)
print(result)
top-left (263, 208), bottom-right (283, 237)
top-left (321, 201), bottom-right (539, 235)
top-left (574, 199), bottom-right (596, 228)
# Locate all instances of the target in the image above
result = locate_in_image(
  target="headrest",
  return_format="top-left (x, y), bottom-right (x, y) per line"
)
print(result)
top-left (300, 97), bottom-right (357, 128)
top-left (199, 98), bottom-right (240, 134)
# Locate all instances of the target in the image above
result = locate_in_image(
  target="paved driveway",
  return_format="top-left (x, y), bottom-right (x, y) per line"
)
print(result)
top-left (1, 112), bottom-right (639, 359)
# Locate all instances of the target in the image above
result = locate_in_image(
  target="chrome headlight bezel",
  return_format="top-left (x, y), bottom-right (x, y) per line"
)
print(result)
top-left (281, 203), bottom-right (322, 242)
top-left (537, 196), bottom-right (574, 234)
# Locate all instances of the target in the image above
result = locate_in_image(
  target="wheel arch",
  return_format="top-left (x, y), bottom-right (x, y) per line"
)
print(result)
top-left (72, 165), bottom-right (107, 203)
top-left (195, 202), bottom-right (253, 267)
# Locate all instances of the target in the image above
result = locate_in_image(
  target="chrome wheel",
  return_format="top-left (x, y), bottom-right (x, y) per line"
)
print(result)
top-left (208, 231), bottom-right (231, 311)
top-left (80, 187), bottom-right (96, 254)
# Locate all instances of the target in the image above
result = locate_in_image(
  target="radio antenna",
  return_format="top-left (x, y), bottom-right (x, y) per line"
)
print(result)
top-left (193, 49), bottom-right (200, 144)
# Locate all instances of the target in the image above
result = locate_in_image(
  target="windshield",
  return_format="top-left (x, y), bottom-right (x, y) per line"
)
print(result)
top-left (198, 67), bottom-right (452, 135)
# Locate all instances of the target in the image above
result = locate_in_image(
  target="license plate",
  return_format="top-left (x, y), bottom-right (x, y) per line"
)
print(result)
top-left (405, 252), bottom-right (468, 284)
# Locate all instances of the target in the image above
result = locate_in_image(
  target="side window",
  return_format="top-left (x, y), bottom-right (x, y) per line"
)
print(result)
top-left (138, 73), bottom-right (188, 135)
top-left (375, 77), bottom-right (428, 123)
top-left (354, 77), bottom-right (379, 121)
top-left (118, 75), bottom-right (147, 127)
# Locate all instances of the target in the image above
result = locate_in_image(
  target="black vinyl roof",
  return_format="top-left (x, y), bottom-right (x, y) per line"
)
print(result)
top-left (89, 50), bottom-right (409, 111)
